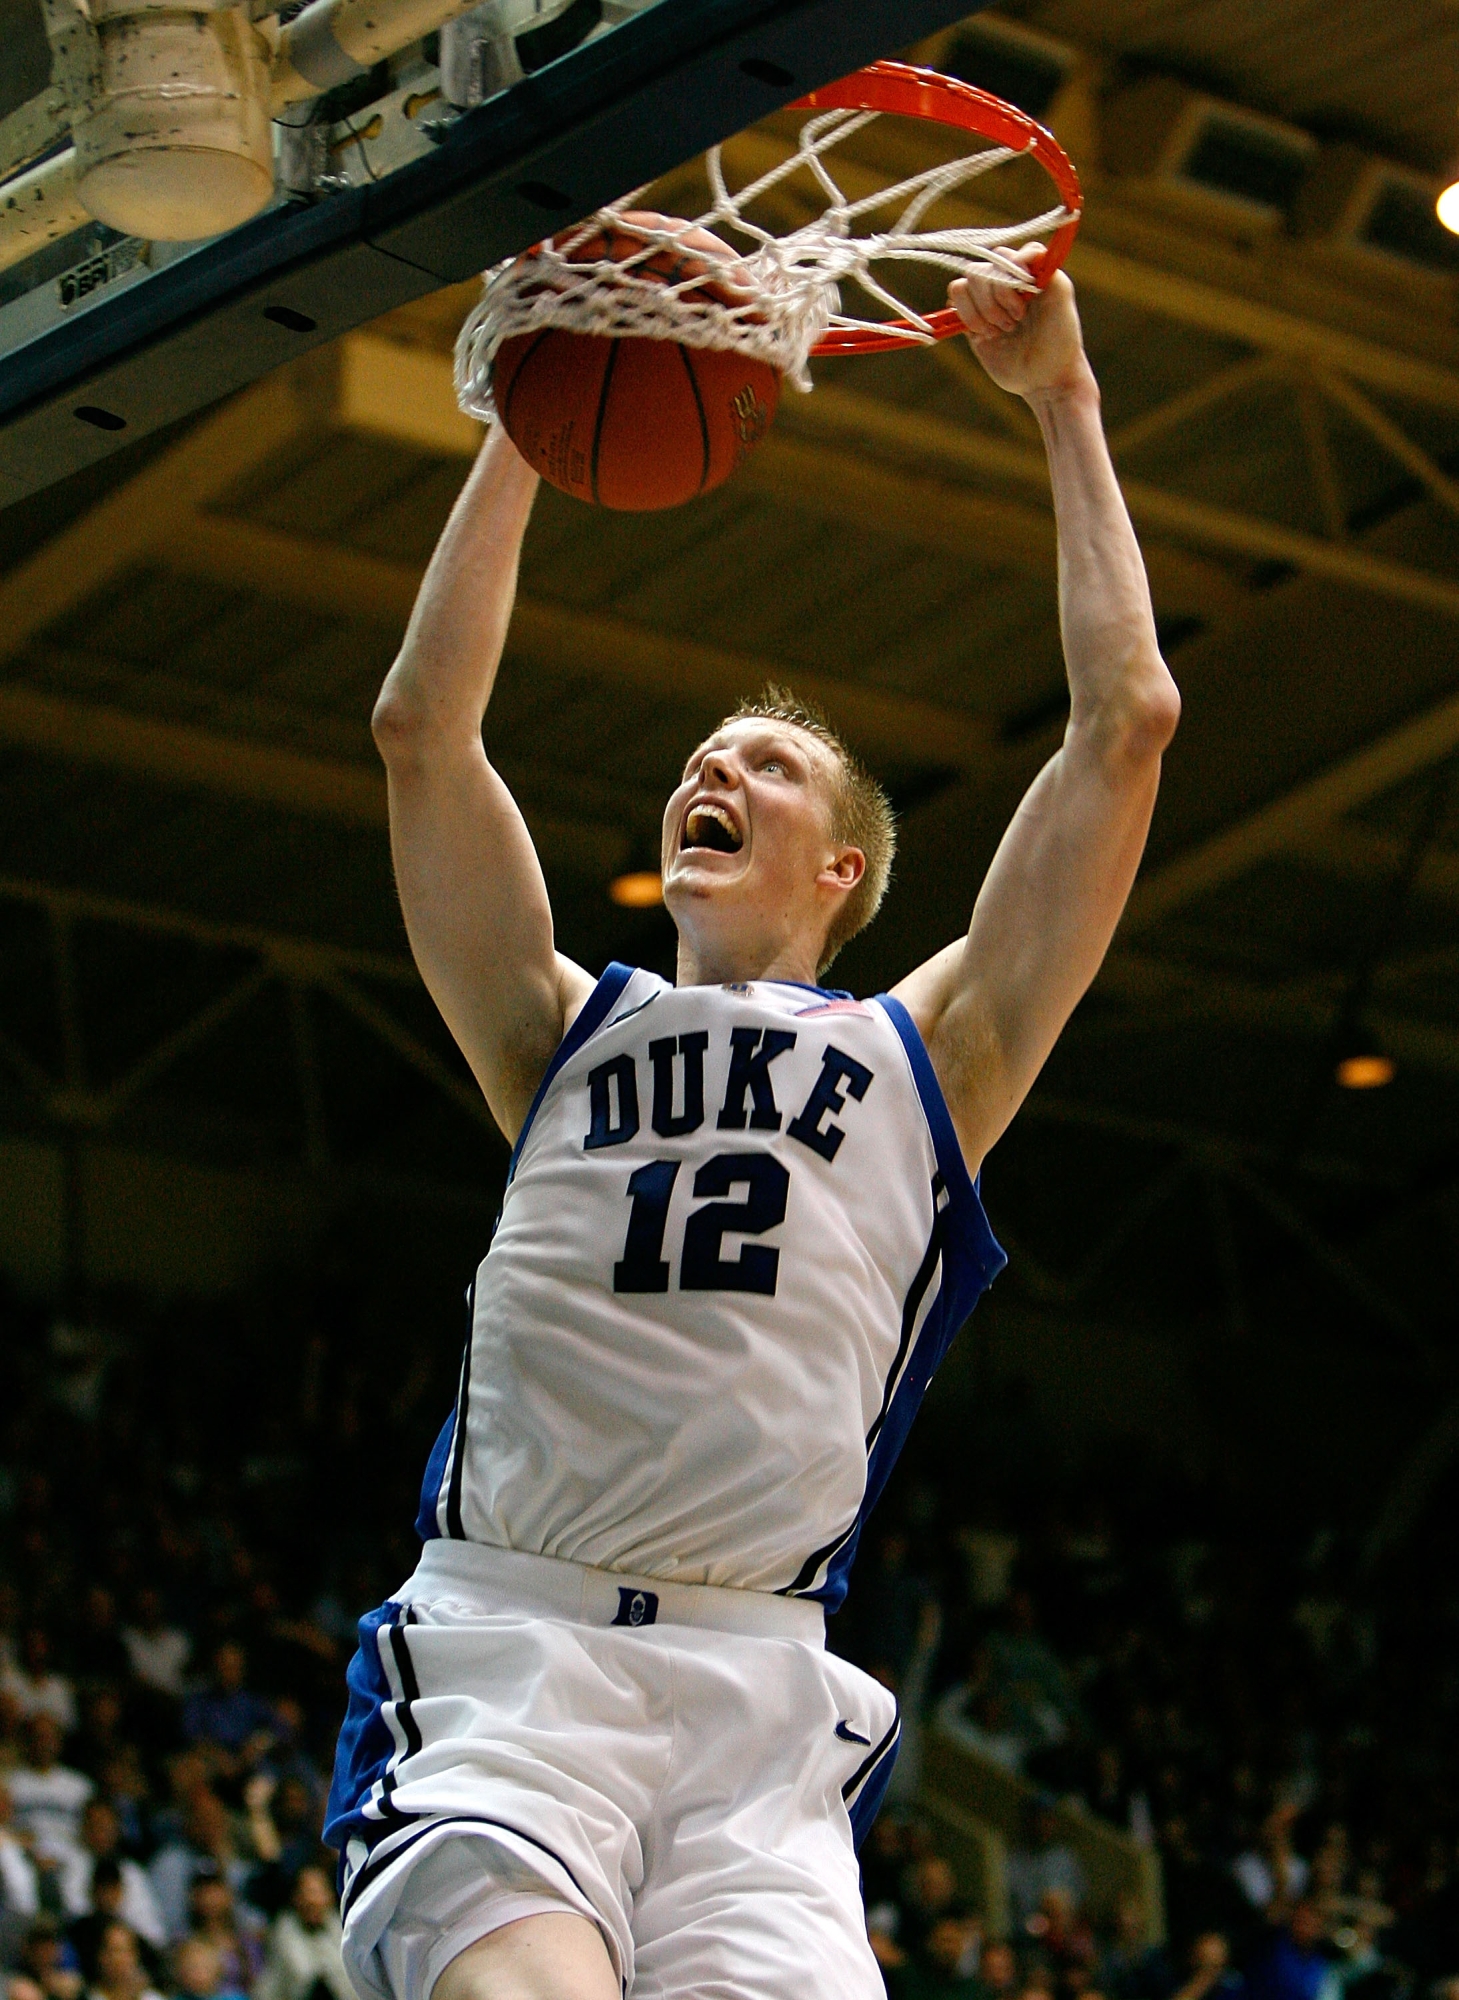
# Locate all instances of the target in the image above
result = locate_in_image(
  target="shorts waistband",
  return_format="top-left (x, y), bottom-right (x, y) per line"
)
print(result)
top-left (403, 1538), bottom-right (824, 1646)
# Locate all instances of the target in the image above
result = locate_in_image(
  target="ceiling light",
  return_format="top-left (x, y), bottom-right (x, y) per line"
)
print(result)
top-left (1335, 1045), bottom-right (1395, 1090)
top-left (608, 871), bottom-right (663, 908)
top-left (1439, 173), bottom-right (1459, 237)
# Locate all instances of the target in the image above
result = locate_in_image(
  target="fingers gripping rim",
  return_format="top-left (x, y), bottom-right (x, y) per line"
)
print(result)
top-left (794, 60), bottom-right (1083, 357)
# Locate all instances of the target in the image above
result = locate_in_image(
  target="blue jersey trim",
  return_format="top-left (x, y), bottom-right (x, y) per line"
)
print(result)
top-left (324, 1601), bottom-right (405, 1856)
top-left (875, 993), bottom-right (1006, 1320)
top-left (805, 997), bottom-right (1006, 1614)
top-left (413, 1414), bottom-right (454, 1543)
top-left (506, 962), bottom-right (637, 1183)
top-left (763, 977), bottom-right (855, 1000)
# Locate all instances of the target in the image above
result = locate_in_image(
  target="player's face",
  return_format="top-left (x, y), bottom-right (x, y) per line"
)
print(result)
top-left (660, 719), bottom-right (863, 978)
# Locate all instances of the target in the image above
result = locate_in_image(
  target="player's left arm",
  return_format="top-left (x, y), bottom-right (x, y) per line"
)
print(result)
top-left (891, 253), bottom-right (1181, 1174)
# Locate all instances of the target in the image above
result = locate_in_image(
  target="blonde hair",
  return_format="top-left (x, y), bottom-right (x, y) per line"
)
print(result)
top-left (720, 685), bottom-right (896, 975)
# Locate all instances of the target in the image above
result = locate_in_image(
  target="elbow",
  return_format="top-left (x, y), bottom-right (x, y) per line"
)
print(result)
top-left (371, 674), bottom-right (427, 765)
top-left (1104, 656), bottom-right (1181, 767)
top-left (1131, 666), bottom-right (1182, 757)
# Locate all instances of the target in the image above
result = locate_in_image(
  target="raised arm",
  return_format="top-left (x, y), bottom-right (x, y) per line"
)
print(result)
top-left (371, 424), bottom-right (595, 1142)
top-left (893, 253), bottom-right (1181, 1172)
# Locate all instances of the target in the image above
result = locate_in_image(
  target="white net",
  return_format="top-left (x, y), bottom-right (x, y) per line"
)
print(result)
top-left (455, 101), bottom-right (1076, 419)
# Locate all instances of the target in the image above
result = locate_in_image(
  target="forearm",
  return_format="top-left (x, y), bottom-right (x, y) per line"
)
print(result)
top-left (1030, 367), bottom-right (1176, 747)
top-left (374, 424), bottom-right (540, 752)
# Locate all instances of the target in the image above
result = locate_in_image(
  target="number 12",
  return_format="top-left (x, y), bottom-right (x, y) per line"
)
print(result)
top-left (613, 1152), bottom-right (790, 1296)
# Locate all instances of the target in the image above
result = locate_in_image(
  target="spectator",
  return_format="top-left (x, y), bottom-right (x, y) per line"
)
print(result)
top-left (68, 1600), bottom-right (128, 1697)
top-left (1308, 1826), bottom-right (1350, 1921)
top-left (1171, 1934), bottom-right (1247, 2000)
top-left (240, 1780), bottom-right (323, 1922)
top-left (858, 1531), bottom-right (938, 1686)
top-left (977, 1941), bottom-right (1019, 2000)
top-left (184, 1871), bottom-right (262, 1994)
top-left (85, 1923), bottom-right (161, 2000)
top-left (0, 1780), bottom-right (40, 1964)
top-left (180, 1652), bottom-right (275, 1781)
top-left (1086, 1748), bottom-right (1153, 1848)
top-left (871, 1911), bottom-right (909, 1987)
top-left (16, 1921), bottom-right (81, 2000)
top-left (117, 1603), bottom-right (187, 1707)
top-left (67, 1701), bottom-right (126, 1796)
top-left (1161, 1816), bottom-right (1256, 1957)
top-left (64, 1868), bottom-right (163, 1992)
top-left (902, 1855), bottom-right (961, 1955)
top-left (936, 1668), bottom-right (1032, 1775)
top-left (166, 1940), bottom-right (244, 2000)
top-left (1026, 1887), bottom-right (1095, 1980)
top-left (1235, 1808), bottom-right (1310, 1918)
top-left (147, 1792), bottom-right (243, 1947)
top-left (1005, 1802), bottom-right (1088, 1931)
top-left (87, 1761), bottom-right (146, 1868)
top-left (1323, 1910), bottom-right (1394, 2000)
top-left (57, 1808), bottom-right (164, 1953)
top-left (897, 1912), bottom-right (985, 1997)
top-left (0, 1648), bottom-right (73, 1742)
top-left (1248, 1903), bottom-right (1332, 2000)
top-left (955, 1519), bottom-right (1020, 1613)
top-left (7, 1725), bottom-right (91, 1863)
top-left (985, 1594), bottom-right (1083, 1752)
top-left (861, 1814), bottom-right (909, 1915)
top-left (1100, 1893), bottom-right (1171, 2000)
top-left (252, 1870), bottom-right (350, 2000)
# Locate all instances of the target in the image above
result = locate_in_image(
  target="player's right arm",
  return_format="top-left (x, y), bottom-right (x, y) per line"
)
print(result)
top-left (371, 425), bottom-right (596, 1143)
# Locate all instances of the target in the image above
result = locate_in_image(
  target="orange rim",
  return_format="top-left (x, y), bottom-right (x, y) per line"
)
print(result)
top-left (791, 59), bottom-right (1083, 356)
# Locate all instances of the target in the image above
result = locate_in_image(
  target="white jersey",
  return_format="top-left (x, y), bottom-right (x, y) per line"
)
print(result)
top-left (414, 965), bottom-right (1004, 1611)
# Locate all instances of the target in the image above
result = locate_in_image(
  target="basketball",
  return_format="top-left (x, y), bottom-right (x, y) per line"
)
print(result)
top-left (490, 217), bottom-right (781, 510)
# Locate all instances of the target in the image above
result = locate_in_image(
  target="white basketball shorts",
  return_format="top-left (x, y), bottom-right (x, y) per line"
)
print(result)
top-left (329, 1538), bottom-right (900, 2000)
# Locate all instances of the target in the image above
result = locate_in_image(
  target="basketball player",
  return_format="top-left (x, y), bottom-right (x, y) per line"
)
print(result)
top-left (324, 249), bottom-right (1180, 2000)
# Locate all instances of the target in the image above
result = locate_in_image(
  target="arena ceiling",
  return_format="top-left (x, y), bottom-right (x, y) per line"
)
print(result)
top-left (2, 2), bottom-right (1459, 1504)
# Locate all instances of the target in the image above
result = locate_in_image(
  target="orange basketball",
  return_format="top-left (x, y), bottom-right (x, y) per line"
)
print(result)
top-left (491, 217), bottom-right (781, 511)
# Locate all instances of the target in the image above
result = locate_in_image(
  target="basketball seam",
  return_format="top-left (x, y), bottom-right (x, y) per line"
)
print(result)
top-left (500, 328), bottom-right (553, 437)
top-left (677, 343), bottom-right (712, 494)
top-left (590, 339), bottom-right (622, 507)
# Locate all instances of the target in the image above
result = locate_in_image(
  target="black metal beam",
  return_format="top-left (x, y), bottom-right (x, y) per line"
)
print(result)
top-left (0, 0), bottom-right (984, 507)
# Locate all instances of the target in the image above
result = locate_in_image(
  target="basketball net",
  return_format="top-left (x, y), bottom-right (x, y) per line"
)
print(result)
top-left (455, 99), bottom-right (1076, 421)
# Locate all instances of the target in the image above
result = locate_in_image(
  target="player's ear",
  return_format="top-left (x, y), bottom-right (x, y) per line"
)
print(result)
top-left (820, 846), bottom-right (866, 892)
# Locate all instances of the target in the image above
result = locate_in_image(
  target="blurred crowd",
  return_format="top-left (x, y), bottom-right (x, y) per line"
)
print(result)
top-left (3, 1270), bottom-right (1459, 2000)
top-left (832, 1483), bottom-right (1459, 2000)
top-left (0, 1269), bottom-right (440, 2000)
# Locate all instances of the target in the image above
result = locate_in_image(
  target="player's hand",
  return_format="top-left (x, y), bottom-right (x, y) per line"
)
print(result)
top-left (948, 245), bottom-right (1092, 406)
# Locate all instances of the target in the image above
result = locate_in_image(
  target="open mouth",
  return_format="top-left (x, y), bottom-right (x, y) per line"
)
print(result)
top-left (681, 803), bottom-right (743, 854)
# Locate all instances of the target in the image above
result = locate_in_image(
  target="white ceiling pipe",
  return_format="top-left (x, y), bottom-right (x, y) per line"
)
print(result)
top-left (0, 0), bottom-right (493, 274)
top-left (272, 0), bottom-right (499, 107)
top-left (0, 148), bottom-right (92, 274)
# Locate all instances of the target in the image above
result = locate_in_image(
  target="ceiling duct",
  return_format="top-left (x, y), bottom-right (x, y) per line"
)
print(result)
top-left (936, 16), bottom-right (1073, 122)
top-left (1103, 76), bottom-right (1315, 237)
top-left (1295, 145), bottom-right (1459, 283)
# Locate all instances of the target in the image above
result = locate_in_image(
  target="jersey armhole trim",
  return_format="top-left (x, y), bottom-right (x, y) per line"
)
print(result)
top-left (873, 992), bottom-right (1007, 1300)
top-left (507, 961), bottom-right (637, 1181)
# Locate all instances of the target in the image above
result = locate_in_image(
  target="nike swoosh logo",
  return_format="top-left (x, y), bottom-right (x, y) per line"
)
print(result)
top-left (835, 1721), bottom-right (871, 1745)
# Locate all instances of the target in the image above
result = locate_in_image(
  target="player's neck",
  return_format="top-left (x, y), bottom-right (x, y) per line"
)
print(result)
top-left (673, 933), bottom-right (827, 991)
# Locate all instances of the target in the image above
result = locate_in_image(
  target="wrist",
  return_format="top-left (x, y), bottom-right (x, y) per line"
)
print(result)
top-left (1024, 358), bottom-right (1100, 421)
